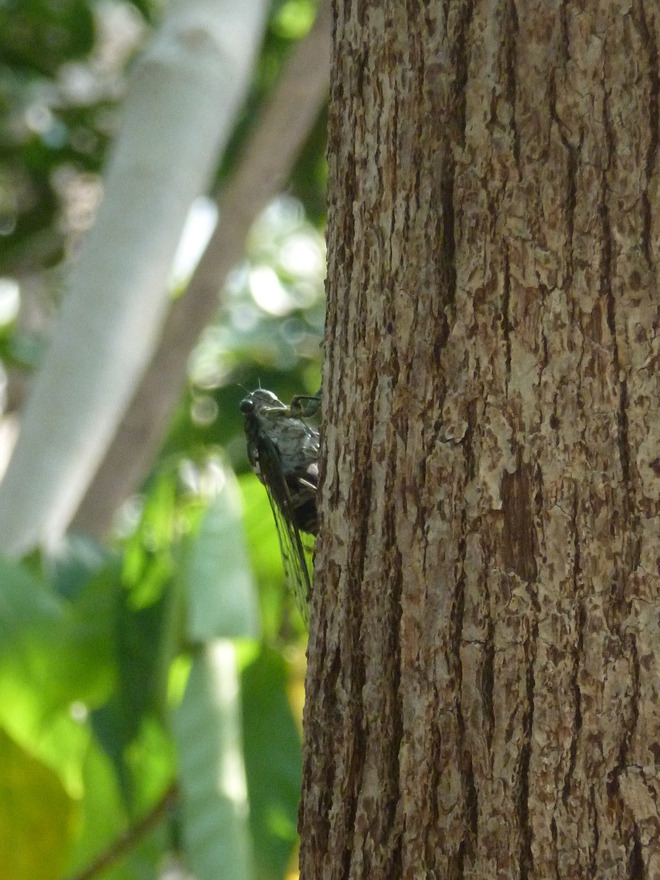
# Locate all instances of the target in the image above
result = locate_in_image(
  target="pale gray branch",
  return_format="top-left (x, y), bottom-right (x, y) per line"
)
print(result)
top-left (72, 0), bottom-right (332, 538)
top-left (0, 0), bottom-right (269, 556)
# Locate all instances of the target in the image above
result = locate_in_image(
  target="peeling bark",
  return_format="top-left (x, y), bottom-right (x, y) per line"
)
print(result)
top-left (300, 2), bottom-right (660, 878)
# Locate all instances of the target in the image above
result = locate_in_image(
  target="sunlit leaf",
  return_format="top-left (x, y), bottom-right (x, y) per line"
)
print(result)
top-left (174, 642), bottom-right (253, 880)
top-left (0, 728), bottom-right (76, 880)
top-left (0, 555), bottom-right (114, 794)
top-left (272, 0), bottom-right (317, 40)
top-left (0, 556), bottom-right (67, 740)
top-left (64, 733), bottom-right (172, 880)
top-left (181, 471), bottom-right (259, 642)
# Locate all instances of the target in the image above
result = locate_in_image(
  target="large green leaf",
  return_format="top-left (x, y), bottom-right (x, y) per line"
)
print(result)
top-left (0, 727), bottom-right (76, 880)
top-left (174, 642), bottom-right (253, 880)
top-left (0, 552), bottom-right (116, 796)
top-left (181, 472), bottom-right (260, 642)
top-left (64, 731), bottom-right (172, 880)
top-left (242, 647), bottom-right (302, 880)
top-left (91, 576), bottom-right (179, 807)
top-left (0, 555), bottom-right (63, 640)
top-left (0, 556), bottom-right (67, 744)
top-left (61, 734), bottom-right (125, 878)
top-left (42, 531), bottom-right (112, 600)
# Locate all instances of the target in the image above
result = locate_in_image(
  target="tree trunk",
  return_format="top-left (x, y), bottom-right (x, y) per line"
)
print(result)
top-left (300, 2), bottom-right (660, 878)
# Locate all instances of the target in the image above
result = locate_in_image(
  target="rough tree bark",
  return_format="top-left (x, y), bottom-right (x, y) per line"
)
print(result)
top-left (300, 3), bottom-right (660, 879)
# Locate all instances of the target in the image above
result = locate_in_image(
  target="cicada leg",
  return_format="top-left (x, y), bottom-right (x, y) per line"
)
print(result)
top-left (290, 389), bottom-right (321, 419)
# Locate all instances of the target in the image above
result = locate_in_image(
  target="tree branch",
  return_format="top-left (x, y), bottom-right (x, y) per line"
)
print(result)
top-left (0, 0), bottom-right (269, 556)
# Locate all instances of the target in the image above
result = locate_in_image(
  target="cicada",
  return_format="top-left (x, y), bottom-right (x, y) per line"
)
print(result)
top-left (240, 388), bottom-right (320, 623)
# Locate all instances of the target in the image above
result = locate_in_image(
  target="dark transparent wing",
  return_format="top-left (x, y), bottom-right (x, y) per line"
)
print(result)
top-left (257, 434), bottom-right (314, 624)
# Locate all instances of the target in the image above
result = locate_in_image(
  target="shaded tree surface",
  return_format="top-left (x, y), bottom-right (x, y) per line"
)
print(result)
top-left (301, 2), bottom-right (660, 878)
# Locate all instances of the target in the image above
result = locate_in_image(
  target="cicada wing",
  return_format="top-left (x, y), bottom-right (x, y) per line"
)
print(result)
top-left (266, 493), bottom-right (314, 625)
top-left (256, 434), bottom-right (314, 624)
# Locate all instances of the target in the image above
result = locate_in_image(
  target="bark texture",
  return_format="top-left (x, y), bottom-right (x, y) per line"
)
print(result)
top-left (300, 2), bottom-right (660, 879)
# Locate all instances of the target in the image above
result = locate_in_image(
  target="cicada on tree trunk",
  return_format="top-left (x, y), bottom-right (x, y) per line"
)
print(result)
top-left (240, 388), bottom-right (320, 624)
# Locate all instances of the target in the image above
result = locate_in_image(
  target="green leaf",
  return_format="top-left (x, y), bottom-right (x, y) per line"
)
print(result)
top-left (122, 469), bottom-right (177, 607)
top-left (0, 556), bottom-right (67, 739)
top-left (42, 531), bottom-right (111, 599)
top-left (174, 642), bottom-right (254, 880)
top-left (0, 555), bottom-right (115, 795)
top-left (272, 0), bottom-right (317, 40)
top-left (0, 555), bottom-right (63, 640)
top-left (91, 576), bottom-right (179, 806)
top-left (242, 648), bottom-right (302, 880)
top-left (64, 731), bottom-right (172, 880)
top-left (181, 471), bottom-right (260, 642)
top-left (0, 727), bottom-right (76, 880)
top-left (0, 0), bottom-right (95, 75)
top-left (61, 734), bottom-right (124, 876)
top-left (1, 330), bottom-right (47, 370)
top-left (51, 561), bottom-right (118, 707)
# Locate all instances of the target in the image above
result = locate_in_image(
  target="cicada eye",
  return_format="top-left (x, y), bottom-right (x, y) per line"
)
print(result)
top-left (240, 397), bottom-right (255, 414)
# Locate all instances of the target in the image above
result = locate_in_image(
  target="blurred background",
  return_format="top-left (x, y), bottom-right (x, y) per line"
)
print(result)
top-left (0, 1), bottom-right (328, 877)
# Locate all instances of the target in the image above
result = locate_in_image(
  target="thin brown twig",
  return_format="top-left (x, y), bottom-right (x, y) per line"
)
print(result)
top-left (63, 782), bottom-right (179, 880)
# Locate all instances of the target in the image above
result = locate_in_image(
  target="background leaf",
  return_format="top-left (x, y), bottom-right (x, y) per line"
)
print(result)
top-left (174, 642), bottom-right (254, 880)
top-left (0, 728), bottom-right (77, 880)
top-left (242, 647), bottom-right (302, 880)
top-left (181, 470), bottom-right (260, 642)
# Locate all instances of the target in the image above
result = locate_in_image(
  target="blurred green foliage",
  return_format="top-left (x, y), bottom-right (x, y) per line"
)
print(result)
top-left (0, 0), bottom-right (327, 878)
